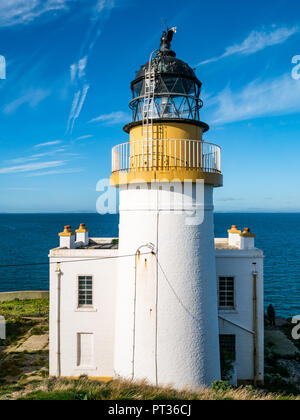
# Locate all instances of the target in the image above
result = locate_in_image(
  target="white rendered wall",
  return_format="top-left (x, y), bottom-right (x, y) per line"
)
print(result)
top-left (216, 249), bottom-right (264, 382)
top-left (114, 182), bottom-right (221, 389)
top-left (49, 248), bottom-right (117, 378)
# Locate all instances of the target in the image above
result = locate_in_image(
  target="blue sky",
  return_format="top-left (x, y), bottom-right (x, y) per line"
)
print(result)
top-left (0, 0), bottom-right (300, 212)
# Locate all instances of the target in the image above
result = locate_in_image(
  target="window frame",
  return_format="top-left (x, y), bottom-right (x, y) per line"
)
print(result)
top-left (218, 276), bottom-right (235, 311)
top-left (77, 275), bottom-right (94, 309)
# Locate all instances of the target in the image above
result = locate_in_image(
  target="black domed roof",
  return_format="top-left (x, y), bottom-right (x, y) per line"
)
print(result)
top-left (134, 52), bottom-right (200, 84)
top-left (132, 28), bottom-right (201, 88)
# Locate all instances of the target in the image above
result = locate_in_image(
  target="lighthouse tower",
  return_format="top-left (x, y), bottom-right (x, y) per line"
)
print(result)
top-left (111, 28), bottom-right (223, 389)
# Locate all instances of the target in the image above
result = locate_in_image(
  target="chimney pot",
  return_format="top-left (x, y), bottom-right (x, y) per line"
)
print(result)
top-left (76, 223), bottom-right (89, 246)
top-left (58, 225), bottom-right (76, 249)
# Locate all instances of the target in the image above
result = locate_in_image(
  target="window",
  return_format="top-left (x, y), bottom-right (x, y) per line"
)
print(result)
top-left (219, 334), bottom-right (236, 361)
top-left (78, 276), bottom-right (93, 307)
top-left (219, 276), bottom-right (235, 309)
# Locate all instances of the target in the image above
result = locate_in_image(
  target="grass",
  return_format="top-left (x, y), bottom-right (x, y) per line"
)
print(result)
top-left (0, 298), bottom-right (49, 348)
top-left (1, 299), bottom-right (300, 400)
top-left (0, 298), bottom-right (49, 391)
top-left (14, 377), bottom-right (300, 401)
top-left (0, 298), bottom-right (49, 319)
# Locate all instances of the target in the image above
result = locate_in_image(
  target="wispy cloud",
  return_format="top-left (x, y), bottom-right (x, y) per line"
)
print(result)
top-left (34, 140), bottom-right (62, 149)
top-left (0, 0), bottom-right (72, 27)
top-left (3, 89), bottom-right (50, 114)
top-left (198, 26), bottom-right (299, 66)
top-left (0, 161), bottom-right (65, 174)
top-left (1, 187), bottom-right (41, 191)
top-left (74, 134), bottom-right (94, 141)
top-left (25, 168), bottom-right (83, 177)
top-left (68, 84), bottom-right (90, 133)
top-left (70, 56), bottom-right (88, 84)
top-left (208, 73), bottom-right (300, 125)
top-left (89, 111), bottom-right (130, 125)
top-left (6, 148), bottom-right (66, 164)
top-left (95, 0), bottom-right (114, 14)
top-left (66, 0), bottom-right (115, 134)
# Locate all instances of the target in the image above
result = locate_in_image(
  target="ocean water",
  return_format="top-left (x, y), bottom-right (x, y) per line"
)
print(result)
top-left (0, 213), bottom-right (299, 318)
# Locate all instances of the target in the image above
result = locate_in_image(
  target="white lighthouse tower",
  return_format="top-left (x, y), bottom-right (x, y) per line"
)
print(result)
top-left (111, 28), bottom-right (223, 389)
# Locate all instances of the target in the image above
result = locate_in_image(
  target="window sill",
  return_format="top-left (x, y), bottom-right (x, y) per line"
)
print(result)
top-left (219, 309), bottom-right (238, 315)
top-left (75, 308), bottom-right (98, 313)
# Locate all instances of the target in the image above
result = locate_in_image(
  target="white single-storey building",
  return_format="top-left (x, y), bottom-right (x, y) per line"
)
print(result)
top-left (49, 224), bottom-right (264, 386)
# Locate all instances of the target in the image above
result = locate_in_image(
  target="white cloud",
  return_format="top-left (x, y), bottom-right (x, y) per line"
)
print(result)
top-left (208, 73), bottom-right (300, 125)
top-left (34, 140), bottom-right (62, 149)
top-left (6, 148), bottom-right (67, 164)
top-left (3, 89), bottom-right (50, 114)
top-left (0, 0), bottom-right (115, 28)
top-left (198, 26), bottom-right (299, 66)
top-left (90, 111), bottom-right (130, 125)
top-left (0, 161), bottom-right (65, 174)
top-left (74, 134), bottom-right (93, 141)
top-left (73, 85), bottom-right (89, 121)
top-left (95, 0), bottom-right (114, 13)
top-left (67, 84), bottom-right (90, 134)
top-left (1, 187), bottom-right (41, 191)
top-left (70, 56), bottom-right (88, 83)
top-left (25, 168), bottom-right (83, 177)
top-left (66, 0), bottom-right (115, 134)
top-left (0, 0), bottom-right (72, 27)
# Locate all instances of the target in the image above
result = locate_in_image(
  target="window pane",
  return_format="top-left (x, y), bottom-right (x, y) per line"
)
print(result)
top-left (78, 276), bottom-right (93, 307)
top-left (218, 277), bottom-right (234, 308)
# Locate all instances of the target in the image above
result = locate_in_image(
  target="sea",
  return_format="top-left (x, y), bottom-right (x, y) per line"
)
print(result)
top-left (0, 213), bottom-right (299, 318)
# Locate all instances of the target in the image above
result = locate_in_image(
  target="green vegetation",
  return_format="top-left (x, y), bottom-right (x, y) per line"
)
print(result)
top-left (0, 298), bottom-right (49, 348)
top-left (1, 298), bottom-right (300, 400)
top-left (11, 377), bottom-right (299, 401)
top-left (0, 298), bottom-right (49, 394)
top-left (0, 298), bottom-right (49, 319)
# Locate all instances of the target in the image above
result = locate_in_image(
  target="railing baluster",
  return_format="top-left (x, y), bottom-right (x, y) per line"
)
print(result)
top-left (179, 139), bottom-right (182, 168)
top-left (193, 141), bottom-right (195, 169)
top-left (111, 140), bottom-right (221, 175)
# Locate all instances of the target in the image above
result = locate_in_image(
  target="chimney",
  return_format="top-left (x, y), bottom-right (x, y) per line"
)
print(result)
top-left (59, 225), bottom-right (76, 249)
top-left (76, 223), bottom-right (89, 246)
top-left (240, 227), bottom-right (256, 250)
top-left (227, 225), bottom-right (241, 247)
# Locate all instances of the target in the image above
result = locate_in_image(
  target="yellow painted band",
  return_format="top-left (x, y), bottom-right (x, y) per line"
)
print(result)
top-left (61, 376), bottom-right (113, 382)
top-left (129, 122), bottom-right (203, 142)
top-left (228, 228), bottom-right (242, 234)
top-left (240, 233), bottom-right (256, 238)
top-left (110, 169), bottom-right (223, 187)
